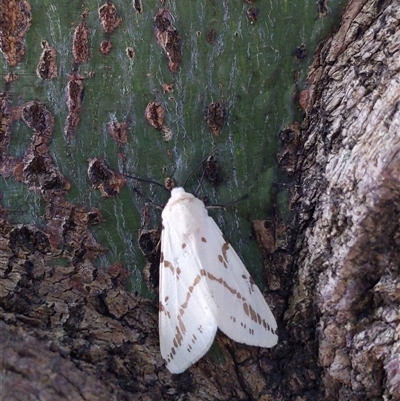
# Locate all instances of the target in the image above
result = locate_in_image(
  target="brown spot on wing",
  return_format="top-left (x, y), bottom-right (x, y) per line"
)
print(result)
top-left (243, 302), bottom-right (258, 323)
top-left (163, 259), bottom-right (174, 272)
top-left (218, 254), bottom-right (228, 268)
top-left (159, 301), bottom-right (170, 318)
top-left (206, 271), bottom-right (222, 285)
top-left (248, 304), bottom-right (258, 323)
top-left (178, 315), bottom-right (186, 335)
top-left (174, 326), bottom-right (183, 347)
top-left (181, 274), bottom-right (204, 310)
top-left (222, 242), bottom-right (229, 261)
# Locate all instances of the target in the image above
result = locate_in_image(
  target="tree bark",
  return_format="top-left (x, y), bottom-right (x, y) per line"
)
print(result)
top-left (1, 0), bottom-right (399, 400)
top-left (284, 0), bottom-right (400, 399)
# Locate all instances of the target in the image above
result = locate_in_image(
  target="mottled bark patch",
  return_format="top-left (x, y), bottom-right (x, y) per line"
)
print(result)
top-left (125, 47), bottom-right (135, 59)
top-left (293, 43), bottom-right (307, 60)
top-left (205, 102), bottom-right (225, 136)
top-left (36, 41), bottom-right (57, 80)
top-left (72, 9), bottom-right (90, 64)
top-left (162, 83), bottom-right (174, 93)
top-left (154, 9), bottom-right (182, 73)
top-left (107, 121), bottom-right (128, 144)
top-left (9, 225), bottom-right (50, 257)
top-left (87, 158), bottom-right (126, 197)
top-left (139, 228), bottom-right (161, 289)
top-left (23, 153), bottom-right (69, 193)
top-left (0, 0), bottom-right (32, 66)
top-left (45, 197), bottom-right (105, 262)
top-left (252, 220), bottom-right (276, 255)
top-left (133, 0), bottom-right (143, 14)
top-left (164, 177), bottom-right (175, 191)
top-left (203, 155), bottom-right (223, 186)
top-left (98, 2), bottom-right (122, 34)
top-left (64, 73), bottom-right (85, 138)
top-left (277, 123), bottom-right (301, 175)
top-left (99, 40), bottom-right (113, 55)
top-left (207, 28), bottom-right (216, 45)
top-left (0, 94), bottom-right (14, 177)
top-left (246, 7), bottom-right (260, 24)
top-left (3, 73), bottom-right (19, 83)
top-left (145, 101), bottom-right (165, 131)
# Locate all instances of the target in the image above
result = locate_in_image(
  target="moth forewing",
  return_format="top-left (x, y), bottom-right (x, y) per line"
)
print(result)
top-left (159, 187), bottom-right (277, 374)
top-left (159, 188), bottom-right (218, 373)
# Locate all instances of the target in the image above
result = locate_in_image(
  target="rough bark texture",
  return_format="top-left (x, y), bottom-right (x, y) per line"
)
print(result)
top-left (1, 0), bottom-right (399, 400)
top-left (0, 230), bottom-right (279, 400)
top-left (287, 0), bottom-right (400, 399)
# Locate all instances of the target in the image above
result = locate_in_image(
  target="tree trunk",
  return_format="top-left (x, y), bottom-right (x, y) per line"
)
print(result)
top-left (284, 0), bottom-right (400, 399)
top-left (1, 0), bottom-right (399, 400)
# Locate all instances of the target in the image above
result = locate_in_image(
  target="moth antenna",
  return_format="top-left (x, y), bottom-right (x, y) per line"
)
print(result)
top-left (123, 174), bottom-right (166, 210)
top-left (123, 174), bottom-right (168, 192)
top-left (130, 185), bottom-right (163, 209)
top-left (194, 169), bottom-right (206, 197)
top-left (206, 193), bottom-right (249, 210)
top-left (182, 145), bottom-right (222, 188)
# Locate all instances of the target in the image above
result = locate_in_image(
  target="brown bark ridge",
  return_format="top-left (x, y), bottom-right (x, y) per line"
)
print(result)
top-left (284, 0), bottom-right (400, 399)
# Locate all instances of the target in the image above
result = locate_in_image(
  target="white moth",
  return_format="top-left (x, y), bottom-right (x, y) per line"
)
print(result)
top-left (159, 187), bottom-right (278, 374)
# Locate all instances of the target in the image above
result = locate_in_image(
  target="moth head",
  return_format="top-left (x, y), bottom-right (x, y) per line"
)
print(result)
top-left (170, 187), bottom-right (186, 197)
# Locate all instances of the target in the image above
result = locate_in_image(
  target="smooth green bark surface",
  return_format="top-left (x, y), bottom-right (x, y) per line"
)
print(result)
top-left (1, 0), bottom-right (346, 294)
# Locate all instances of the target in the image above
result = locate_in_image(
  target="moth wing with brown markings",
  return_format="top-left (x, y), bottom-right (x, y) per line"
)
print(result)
top-left (197, 217), bottom-right (278, 347)
top-left (159, 188), bottom-right (218, 374)
top-left (159, 187), bottom-right (277, 374)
